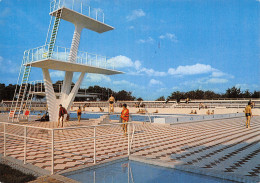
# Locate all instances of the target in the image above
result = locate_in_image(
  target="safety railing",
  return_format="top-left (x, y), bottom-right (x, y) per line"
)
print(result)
top-left (22, 45), bottom-right (115, 70)
top-left (50, 0), bottom-right (105, 23)
top-left (0, 121), bottom-right (138, 175)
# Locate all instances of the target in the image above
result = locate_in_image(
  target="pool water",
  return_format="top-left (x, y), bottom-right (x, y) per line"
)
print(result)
top-left (66, 160), bottom-right (234, 183)
top-left (69, 112), bottom-right (154, 122)
top-left (69, 112), bottom-right (191, 122)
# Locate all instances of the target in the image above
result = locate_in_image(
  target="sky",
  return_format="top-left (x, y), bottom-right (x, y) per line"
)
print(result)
top-left (0, 0), bottom-right (259, 100)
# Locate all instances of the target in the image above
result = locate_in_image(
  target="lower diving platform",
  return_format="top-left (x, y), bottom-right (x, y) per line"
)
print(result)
top-left (23, 45), bottom-right (123, 75)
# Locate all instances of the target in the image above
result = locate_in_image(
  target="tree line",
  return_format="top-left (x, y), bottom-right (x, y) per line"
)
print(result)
top-left (0, 83), bottom-right (259, 102)
top-left (157, 87), bottom-right (259, 102)
top-left (0, 82), bottom-right (136, 102)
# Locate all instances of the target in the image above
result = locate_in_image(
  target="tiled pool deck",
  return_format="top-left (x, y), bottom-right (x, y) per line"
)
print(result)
top-left (0, 115), bottom-right (259, 182)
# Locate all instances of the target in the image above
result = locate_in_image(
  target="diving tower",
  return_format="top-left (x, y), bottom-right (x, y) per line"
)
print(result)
top-left (9, 0), bottom-right (123, 122)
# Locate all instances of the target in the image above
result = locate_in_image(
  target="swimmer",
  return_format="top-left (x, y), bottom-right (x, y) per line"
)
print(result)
top-left (108, 94), bottom-right (115, 114)
top-left (245, 102), bottom-right (252, 128)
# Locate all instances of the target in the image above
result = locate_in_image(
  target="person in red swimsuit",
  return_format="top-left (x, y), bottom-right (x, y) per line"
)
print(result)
top-left (58, 104), bottom-right (67, 127)
top-left (120, 104), bottom-right (129, 136)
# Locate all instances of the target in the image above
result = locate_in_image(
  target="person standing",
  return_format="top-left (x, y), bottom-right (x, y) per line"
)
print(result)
top-left (120, 104), bottom-right (129, 136)
top-left (58, 104), bottom-right (66, 127)
top-left (108, 94), bottom-right (115, 114)
top-left (77, 106), bottom-right (82, 123)
top-left (245, 102), bottom-right (253, 128)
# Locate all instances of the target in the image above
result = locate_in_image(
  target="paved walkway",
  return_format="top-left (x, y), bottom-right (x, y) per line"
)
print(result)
top-left (0, 115), bottom-right (259, 182)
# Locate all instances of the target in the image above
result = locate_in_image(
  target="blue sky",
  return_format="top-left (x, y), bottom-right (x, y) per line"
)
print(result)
top-left (0, 0), bottom-right (259, 100)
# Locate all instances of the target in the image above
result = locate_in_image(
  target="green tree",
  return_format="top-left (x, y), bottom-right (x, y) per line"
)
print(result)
top-left (242, 90), bottom-right (251, 98)
top-left (156, 96), bottom-right (165, 101)
top-left (225, 86), bottom-right (242, 98)
top-left (251, 91), bottom-right (260, 98)
top-left (137, 97), bottom-right (143, 101)
top-left (168, 91), bottom-right (185, 103)
top-left (114, 90), bottom-right (136, 101)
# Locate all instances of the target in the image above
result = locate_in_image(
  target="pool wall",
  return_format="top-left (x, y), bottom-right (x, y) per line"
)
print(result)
top-left (129, 155), bottom-right (259, 183)
top-left (60, 156), bottom-right (129, 176)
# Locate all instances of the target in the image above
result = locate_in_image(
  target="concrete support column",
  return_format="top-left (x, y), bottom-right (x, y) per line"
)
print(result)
top-left (63, 72), bottom-right (85, 111)
top-left (60, 24), bottom-right (83, 103)
top-left (42, 68), bottom-right (58, 122)
top-left (68, 24), bottom-right (83, 63)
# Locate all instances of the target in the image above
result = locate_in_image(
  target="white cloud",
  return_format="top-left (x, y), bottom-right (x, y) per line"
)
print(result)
top-left (107, 55), bottom-right (166, 76)
top-left (126, 9), bottom-right (145, 21)
top-left (211, 71), bottom-right (225, 77)
top-left (50, 71), bottom-right (65, 78)
top-left (134, 60), bottom-right (141, 70)
top-left (84, 74), bottom-right (111, 83)
top-left (107, 55), bottom-right (134, 68)
top-left (168, 63), bottom-right (213, 76)
top-left (137, 37), bottom-right (154, 44)
top-left (207, 78), bottom-right (228, 84)
top-left (149, 79), bottom-right (163, 86)
top-left (113, 80), bottom-right (138, 87)
top-left (234, 83), bottom-right (259, 91)
top-left (139, 68), bottom-right (167, 76)
top-left (159, 33), bottom-right (178, 42)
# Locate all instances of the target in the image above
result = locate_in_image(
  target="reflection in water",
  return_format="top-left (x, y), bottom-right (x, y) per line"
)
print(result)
top-left (67, 160), bottom-right (233, 183)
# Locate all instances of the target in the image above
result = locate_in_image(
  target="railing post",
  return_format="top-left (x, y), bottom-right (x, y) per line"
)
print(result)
top-left (81, 1), bottom-right (82, 14)
top-left (51, 130), bottom-right (54, 174)
top-left (24, 126), bottom-right (27, 164)
top-left (4, 123), bottom-right (6, 157)
top-left (94, 127), bottom-right (96, 164)
top-left (128, 122), bottom-right (130, 156)
top-left (57, 46), bottom-right (59, 60)
top-left (96, 55), bottom-right (98, 67)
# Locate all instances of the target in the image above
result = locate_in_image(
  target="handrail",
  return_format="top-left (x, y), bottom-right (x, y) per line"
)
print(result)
top-left (50, 0), bottom-right (105, 23)
top-left (52, 121), bottom-right (133, 131)
top-left (0, 121), bottom-right (136, 175)
top-left (1, 132), bottom-right (51, 143)
top-left (0, 122), bottom-right (52, 130)
top-left (22, 45), bottom-right (115, 70)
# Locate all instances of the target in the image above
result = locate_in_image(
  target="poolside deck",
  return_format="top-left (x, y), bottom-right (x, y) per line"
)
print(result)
top-left (0, 115), bottom-right (259, 182)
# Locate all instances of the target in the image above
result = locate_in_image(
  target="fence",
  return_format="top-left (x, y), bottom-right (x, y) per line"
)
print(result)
top-left (0, 121), bottom-right (139, 175)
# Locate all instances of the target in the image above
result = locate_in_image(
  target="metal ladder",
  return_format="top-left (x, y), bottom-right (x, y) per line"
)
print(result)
top-left (9, 63), bottom-right (32, 122)
top-left (47, 8), bottom-right (62, 58)
top-left (23, 82), bottom-right (35, 117)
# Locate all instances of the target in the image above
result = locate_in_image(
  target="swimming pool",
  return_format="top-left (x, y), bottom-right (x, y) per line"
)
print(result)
top-left (66, 160), bottom-right (234, 183)
top-left (68, 112), bottom-right (191, 122)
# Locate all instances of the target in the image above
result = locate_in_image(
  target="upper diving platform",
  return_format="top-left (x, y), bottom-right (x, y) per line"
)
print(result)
top-left (23, 45), bottom-right (123, 75)
top-left (50, 0), bottom-right (114, 33)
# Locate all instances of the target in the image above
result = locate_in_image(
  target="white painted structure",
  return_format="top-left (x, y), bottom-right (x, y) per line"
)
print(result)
top-left (25, 1), bottom-right (122, 121)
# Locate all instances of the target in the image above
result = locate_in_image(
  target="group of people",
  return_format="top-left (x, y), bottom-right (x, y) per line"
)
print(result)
top-left (57, 98), bottom-right (254, 132)
top-left (57, 94), bottom-right (130, 135)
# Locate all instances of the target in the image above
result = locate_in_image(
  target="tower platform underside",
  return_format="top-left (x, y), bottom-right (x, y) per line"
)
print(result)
top-left (25, 59), bottom-right (123, 75)
top-left (50, 7), bottom-right (114, 33)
